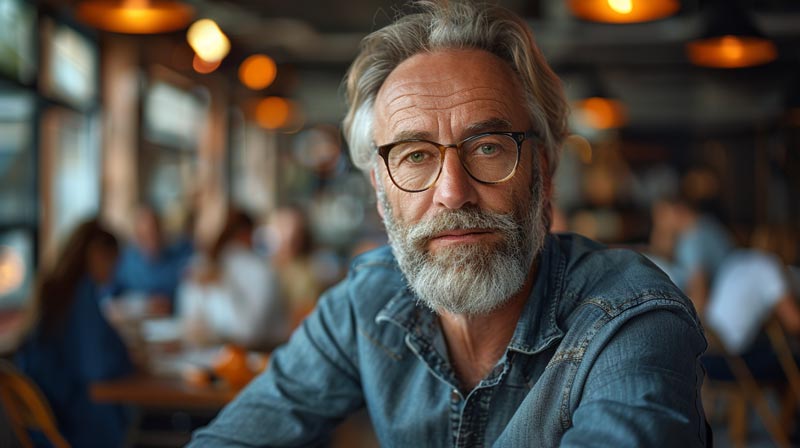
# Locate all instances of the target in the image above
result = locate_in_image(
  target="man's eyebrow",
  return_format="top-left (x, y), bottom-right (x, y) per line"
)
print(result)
top-left (384, 118), bottom-right (513, 145)
top-left (389, 129), bottom-right (432, 143)
top-left (463, 118), bottom-right (514, 135)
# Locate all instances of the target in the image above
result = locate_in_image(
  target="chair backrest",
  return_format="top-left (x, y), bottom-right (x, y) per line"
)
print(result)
top-left (703, 326), bottom-right (792, 447)
top-left (0, 359), bottom-right (70, 448)
top-left (765, 317), bottom-right (800, 400)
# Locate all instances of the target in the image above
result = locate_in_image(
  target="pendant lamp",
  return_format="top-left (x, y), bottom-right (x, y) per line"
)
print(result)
top-left (574, 71), bottom-right (627, 130)
top-left (686, 0), bottom-right (777, 68)
top-left (576, 97), bottom-right (627, 129)
top-left (76, 0), bottom-right (194, 34)
top-left (568, 0), bottom-right (680, 24)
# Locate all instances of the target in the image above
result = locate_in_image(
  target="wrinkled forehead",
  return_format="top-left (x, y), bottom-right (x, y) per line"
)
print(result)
top-left (374, 50), bottom-right (528, 138)
top-left (380, 49), bottom-right (521, 89)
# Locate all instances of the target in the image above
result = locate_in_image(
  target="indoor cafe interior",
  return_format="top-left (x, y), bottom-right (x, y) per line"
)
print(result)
top-left (0, 0), bottom-right (799, 446)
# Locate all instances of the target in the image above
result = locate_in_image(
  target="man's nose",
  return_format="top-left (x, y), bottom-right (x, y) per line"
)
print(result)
top-left (432, 149), bottom-right (478, 209)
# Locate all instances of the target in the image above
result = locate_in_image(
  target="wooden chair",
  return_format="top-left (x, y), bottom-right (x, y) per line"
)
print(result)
top-left (0, 359), bottom-right (70, 448)
top-left (764, 318), bottom-right (800, 434)
top-left (765, 319), bottom-right (800, 402)
top-left (702, 322), bottom-right (798, 448)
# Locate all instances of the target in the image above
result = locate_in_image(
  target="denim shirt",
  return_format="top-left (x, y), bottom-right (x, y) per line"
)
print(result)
top-left (190, 233), bottom-right (708, 447)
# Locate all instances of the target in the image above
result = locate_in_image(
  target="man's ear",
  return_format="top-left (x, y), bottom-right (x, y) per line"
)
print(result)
top-left (370, 169), bottom-right (385, 220)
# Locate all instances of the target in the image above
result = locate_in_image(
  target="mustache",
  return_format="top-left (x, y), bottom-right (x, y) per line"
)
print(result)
top-left (406, 206), bottom-right (520, 245)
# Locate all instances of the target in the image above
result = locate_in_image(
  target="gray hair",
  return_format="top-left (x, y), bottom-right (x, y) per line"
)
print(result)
top-left (342, 1), bottom-right (569, 181)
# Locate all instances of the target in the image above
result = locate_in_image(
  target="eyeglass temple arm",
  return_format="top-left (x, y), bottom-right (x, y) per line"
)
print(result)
top-left (523, 130), bottom-right (540, 142)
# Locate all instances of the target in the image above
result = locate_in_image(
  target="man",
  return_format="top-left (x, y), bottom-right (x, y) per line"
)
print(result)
top-left (190, 2), bottom-right (708, 446)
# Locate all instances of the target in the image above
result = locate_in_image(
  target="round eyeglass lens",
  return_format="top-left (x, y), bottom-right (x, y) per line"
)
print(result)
top-left (387, 142), bottom-right (442, 191)
top-left (459, 134), bottom-right (519, 183)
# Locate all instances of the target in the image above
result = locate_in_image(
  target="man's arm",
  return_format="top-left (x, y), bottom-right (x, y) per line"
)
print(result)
top-left (188, 282), bottom-right (364, 447)
top-left (561, 308), bottom-right (708, 447)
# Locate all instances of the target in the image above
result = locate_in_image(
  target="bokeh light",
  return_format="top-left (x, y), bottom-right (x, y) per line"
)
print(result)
top-left (192, 53), bottom-right (221, 73)
top-left (255, 97), bottom-right (291, 130)
top-left (575, 97), bottom-right (627, 130)
top-left (0, 246), bottom-right (25, 296)
top-left (187, 18), bottom-right (229, 63)
top-left (239, 55), bottom-right (277, 90)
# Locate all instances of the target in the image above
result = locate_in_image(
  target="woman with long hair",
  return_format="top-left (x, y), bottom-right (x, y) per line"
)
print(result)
top-left (15, 218), bottom-right (133, 447)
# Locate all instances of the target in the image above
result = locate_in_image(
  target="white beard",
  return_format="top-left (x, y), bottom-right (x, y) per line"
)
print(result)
top-left (376, 176), bottom-right (548, 316)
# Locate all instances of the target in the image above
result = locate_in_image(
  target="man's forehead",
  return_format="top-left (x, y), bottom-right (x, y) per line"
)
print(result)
top-left (374, 49), bottom-right (527, 140)
top-left (381, 83), bottom-right (512, 111)
top-left (376, 49), bottom-right (520, 100)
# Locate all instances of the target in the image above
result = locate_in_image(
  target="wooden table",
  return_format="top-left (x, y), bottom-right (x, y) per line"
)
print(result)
top-left (90, 373), bottom-right (239, 446)
top-left (90, 373), bottom-right (238, 410)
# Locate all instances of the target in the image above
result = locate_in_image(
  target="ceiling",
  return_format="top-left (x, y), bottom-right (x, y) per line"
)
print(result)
top-left (48, 0), bottom-right (800, 129)
top-left (186, 0), bottom-right (800, 65)
top-left (186, 0), bottom-right (800, 129)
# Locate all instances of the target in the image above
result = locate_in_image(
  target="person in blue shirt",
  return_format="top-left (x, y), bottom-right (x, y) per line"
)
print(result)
top-left (108, 205), bottom-right (193, 316)
top-left (650, 193), bottom-right (734, 313)
top-left (15, 218), bottom-right (134, 447)
top-left (190, 2), bottom-right (709, 446)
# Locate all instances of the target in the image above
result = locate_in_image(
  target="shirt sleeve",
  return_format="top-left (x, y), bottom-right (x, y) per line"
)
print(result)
top-left (188, 281), bottom-right (364, 447)
top-left (560, 308), bottom-right (708, 447)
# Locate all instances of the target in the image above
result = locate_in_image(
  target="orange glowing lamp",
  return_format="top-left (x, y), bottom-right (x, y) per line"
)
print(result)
top-left (76, 0), bottom-right (194, 34)
top-left (687, 35), bottom-right (777, 69)
top-left (576, 97), bottom-right (627, 130)
top-left (568, 0), bottom-right (679, 23)
top-left (687, 0), bottom-right (778, 68)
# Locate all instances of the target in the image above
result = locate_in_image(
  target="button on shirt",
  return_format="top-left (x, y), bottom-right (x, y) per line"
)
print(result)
top-left (190, 233), bottom-right (708, 447)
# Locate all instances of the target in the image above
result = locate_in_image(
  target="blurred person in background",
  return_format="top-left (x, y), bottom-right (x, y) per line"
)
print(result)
top-left (177, 208), bottom-right (288, 351)
top-left (14, 218), bottom-right (133, 448)
top-left (705, 250), bottom-right (800, 354)
top-left (191, 2), bottom-right (708, 446)
top-left (649, 192), bottom-right (733, 313)
top-left (267, 206), bottom-right (323, 329)
top-left (702, 226), bottom-right (800, 380)
top-left (106, 205), bottom-right (193, 317)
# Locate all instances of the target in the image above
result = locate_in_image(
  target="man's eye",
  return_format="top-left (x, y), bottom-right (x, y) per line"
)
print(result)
top-left (407, 152), bottom-right (427, 163)
top-left (477, 144), bottom-right (498, 155)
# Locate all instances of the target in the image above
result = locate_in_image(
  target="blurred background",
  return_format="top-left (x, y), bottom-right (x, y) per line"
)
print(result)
top-left (0, 0), bottom-right (799, 446)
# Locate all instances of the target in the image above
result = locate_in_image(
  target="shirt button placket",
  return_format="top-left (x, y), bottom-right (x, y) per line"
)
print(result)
top-left (450, 388), bottom-right (463, 447)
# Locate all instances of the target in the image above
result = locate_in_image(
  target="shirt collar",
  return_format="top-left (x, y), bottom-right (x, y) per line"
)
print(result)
top-left (375, 285), bottom-right (438, 343)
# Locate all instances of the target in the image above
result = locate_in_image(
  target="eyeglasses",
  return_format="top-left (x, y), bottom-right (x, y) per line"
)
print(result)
top-left (376, 130), bottom-right (537, 193)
